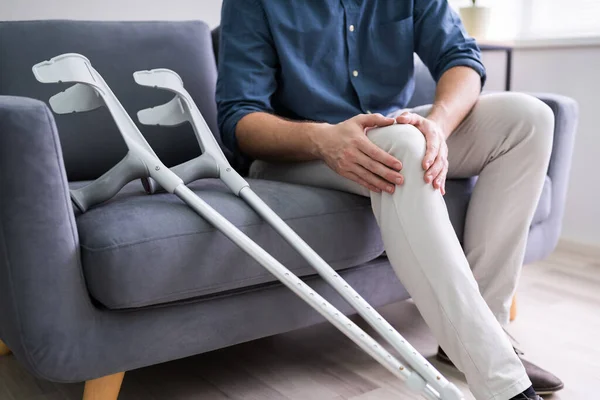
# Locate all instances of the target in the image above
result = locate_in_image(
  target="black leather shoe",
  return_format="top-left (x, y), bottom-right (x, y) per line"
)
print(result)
top-left (436, 347), bottom-right (564, 395)
top-left (509, 394), bottom-right (543, 400)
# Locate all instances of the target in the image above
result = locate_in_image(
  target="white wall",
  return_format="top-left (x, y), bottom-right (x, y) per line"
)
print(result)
top-left (0, 0), bottom-right (223, 28)
top-left (483, 47), bottom-right (600, 247)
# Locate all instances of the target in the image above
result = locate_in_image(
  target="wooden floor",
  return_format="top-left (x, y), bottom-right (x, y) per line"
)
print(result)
top-left (1, 246), bottom-right (598, 400)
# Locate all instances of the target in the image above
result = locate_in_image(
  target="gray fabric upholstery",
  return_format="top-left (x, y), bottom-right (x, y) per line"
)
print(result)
top-left (444, 178), bottom-right (474, 240)
top-left (524, 93), bottom-right (578, 263)
top-left (77, 178), bottom-right (474, 309)
top-left (0, 96), bottom-right (89, 380)
top-left (77, 179), bottom-right (384, 309)
top-left (407, 56), bottom-right (437, 108)
top-left (0, 20), bottom-right (230, 181)
top-left (0, 99), bottom-right (406, 384)
top-left (212, 26), bottom-right (220, 67)
top-left (0, 20), bottom-right (578, 386)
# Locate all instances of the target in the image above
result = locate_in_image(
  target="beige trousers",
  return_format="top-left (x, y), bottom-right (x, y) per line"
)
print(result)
top-left (249, 93), bottom-right (554, 400)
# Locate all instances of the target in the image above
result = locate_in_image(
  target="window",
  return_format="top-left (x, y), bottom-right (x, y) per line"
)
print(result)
top-left (450, 0), bottom-right (600, 40)
top-left (521, 0), bottom-right (600, 38)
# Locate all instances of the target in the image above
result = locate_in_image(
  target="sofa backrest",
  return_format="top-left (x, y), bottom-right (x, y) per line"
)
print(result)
top-left (0, 20), bottom-right (229, 181)
top-left (406, 57), bottom-right (437, 109)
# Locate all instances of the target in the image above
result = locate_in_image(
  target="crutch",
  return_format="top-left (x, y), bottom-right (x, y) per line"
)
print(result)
top-left (32, 54), bottom-right (463, 400)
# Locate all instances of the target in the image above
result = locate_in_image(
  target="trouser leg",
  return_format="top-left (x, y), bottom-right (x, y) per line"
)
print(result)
top-left (410, 92), bottom-right (554, 326)
top-left (250, 117), bottom-right (534, 400)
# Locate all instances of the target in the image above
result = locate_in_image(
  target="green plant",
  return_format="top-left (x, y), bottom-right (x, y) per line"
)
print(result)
top-left (471, 0), bottom-right (477, 5)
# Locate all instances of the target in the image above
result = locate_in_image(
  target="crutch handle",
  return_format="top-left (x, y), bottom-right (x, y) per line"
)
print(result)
top-left (173, 153), bottom-right (219, 184)
top-left (142, 153), bottom-right (220, 194)
top-left (71, 152), bottom-right (148, 212)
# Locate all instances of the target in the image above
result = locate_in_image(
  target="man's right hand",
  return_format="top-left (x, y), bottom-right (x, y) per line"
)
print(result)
top-left (313, 114), bottom-right (404, 194)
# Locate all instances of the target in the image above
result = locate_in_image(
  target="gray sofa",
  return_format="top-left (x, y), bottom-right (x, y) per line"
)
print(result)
top-left (0, 19), bottom-right (578, 395)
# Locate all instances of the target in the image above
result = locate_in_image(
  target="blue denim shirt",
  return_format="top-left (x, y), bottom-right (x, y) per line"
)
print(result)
top-left (216, 0), bottom-right (486, 156)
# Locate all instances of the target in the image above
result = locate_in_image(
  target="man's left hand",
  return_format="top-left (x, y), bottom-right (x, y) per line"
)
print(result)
top-left (395, 112), bottom-right (448, 195)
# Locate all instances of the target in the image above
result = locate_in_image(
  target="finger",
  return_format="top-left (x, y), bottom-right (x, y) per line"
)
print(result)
top-left (395, 114), bottom-right (437, 170)
top-left (433, 163), bottom-right (448, 190)
top-left (352, 164), bottom-right (396, 194)
top-left (343, 171), bottom-right (382, 193)
top-left (442, 176), bottom-right (447, 195)
top-left (355, 113), bottom-right (395, 128)
top-left (423, 134), bottom-right (440, 170)
top-left (355, 151), bottom-right (404, 186)
top-left (357, 138), bottom-right (403, 171)
top-left (395, 112), bottom-right (423, 126)
top-left (424, 155), bottom-right (445, 184)
top-left (438, 169), bottom-right (448, 195)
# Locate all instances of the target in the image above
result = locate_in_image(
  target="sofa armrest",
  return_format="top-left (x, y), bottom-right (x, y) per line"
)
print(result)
top-left (524, 93), bottom-right (579, 262)
top-left (0, 96), bottom-right (92, 378)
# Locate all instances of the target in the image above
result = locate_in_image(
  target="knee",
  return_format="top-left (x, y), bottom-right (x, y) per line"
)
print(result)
top-left (497, 93), bottom-right (554, 158)
top-left (367, 123), bottom-right (426, 164)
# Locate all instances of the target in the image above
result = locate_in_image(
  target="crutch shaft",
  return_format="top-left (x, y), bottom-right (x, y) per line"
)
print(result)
top-left (239, 187), bottom-right (463, 399)
top-left (34, 55), bottom-right (453, 400)
top-left (173, 184), bottom-right (440, 399)
top-left (131, 65), bottom-right (458, 399)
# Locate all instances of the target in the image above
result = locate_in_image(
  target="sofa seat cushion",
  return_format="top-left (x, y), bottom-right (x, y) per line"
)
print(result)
top-left (74, 177), bottom-right (492, 310)
top-left (75, 179), bottom-right (385, 309)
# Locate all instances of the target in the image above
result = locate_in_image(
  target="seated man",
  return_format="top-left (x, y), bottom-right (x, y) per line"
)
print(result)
top-left (216, 1), bottom-right (563, 399)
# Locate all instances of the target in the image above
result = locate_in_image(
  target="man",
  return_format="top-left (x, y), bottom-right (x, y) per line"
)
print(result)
top-left (216, 1), bottom-right (563, 399)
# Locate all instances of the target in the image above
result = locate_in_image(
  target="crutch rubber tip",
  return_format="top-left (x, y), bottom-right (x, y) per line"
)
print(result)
top-left (70, 191), bottom-right (87, 213)
top-left (440, 383), bottom-right (464, 400)
top-left (141, 177), bottom-right (158, 194)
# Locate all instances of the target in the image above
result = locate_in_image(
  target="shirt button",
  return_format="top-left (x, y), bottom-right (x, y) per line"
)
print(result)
top-left (349, 25), bottom-right (355, 32)
top-left (352, 70), bottom-right (359, 77)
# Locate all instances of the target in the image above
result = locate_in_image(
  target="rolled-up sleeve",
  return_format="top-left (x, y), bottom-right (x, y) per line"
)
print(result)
top-left (413, 0), bottom-right (486, 86)
top-left (216, 0), bottom-right (278, 154)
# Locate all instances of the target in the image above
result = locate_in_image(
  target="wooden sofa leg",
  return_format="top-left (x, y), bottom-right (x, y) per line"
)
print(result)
top-left (510, 295), bottom-right (518, 322)
top-left (83, 372), bottom-right (125, 400)
top-left (0, 340), bottom-right (11, 356)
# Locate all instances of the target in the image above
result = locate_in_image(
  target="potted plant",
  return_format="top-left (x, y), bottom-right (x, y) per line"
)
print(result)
top-left (460, 0), bottom-right (492, 40)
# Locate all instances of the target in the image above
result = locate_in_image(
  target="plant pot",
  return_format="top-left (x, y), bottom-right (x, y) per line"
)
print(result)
top-left (460, 6), bottom-right (492, 40)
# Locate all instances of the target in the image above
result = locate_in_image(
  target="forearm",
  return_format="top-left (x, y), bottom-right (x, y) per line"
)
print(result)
top-left (235, 112), bottom-right (331, 162)
top-left (427, 66), bottom-right (481, 138)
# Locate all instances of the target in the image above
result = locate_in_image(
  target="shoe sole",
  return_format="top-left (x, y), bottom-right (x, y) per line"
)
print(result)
top-left (536, 383), bottom-right (565, 395)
